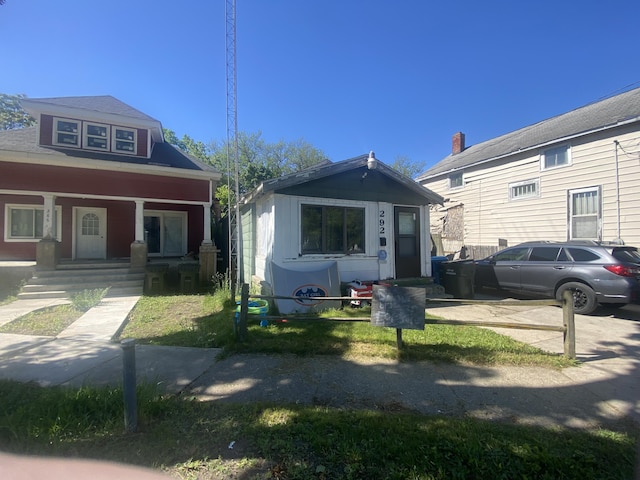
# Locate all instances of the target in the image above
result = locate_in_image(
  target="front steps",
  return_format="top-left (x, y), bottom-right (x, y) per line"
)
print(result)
top-left (18, 261), bottom-right (144, 300)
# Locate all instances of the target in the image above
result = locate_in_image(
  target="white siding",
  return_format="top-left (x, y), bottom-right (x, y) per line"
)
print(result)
top-left (422, 125), bottom-right (640, 250)
top-left (248, 194), bottom-right (433, 283)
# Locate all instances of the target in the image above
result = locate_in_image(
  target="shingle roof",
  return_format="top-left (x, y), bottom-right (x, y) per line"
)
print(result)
top-left (22, 96), bottom-right (159, 122)
top-left (244, 153), bottom-right (444, 205)
top-left (0, 126), bottom-right (217, 173)
top-left (417, 87), bottom-right (640, 181)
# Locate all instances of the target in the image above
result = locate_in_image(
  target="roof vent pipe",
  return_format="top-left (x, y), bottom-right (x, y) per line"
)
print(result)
top-left (452, 132), bottom-right (465, 155)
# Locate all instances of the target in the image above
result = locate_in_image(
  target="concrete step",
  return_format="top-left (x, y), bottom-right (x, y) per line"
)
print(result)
top-left (35, 268), bottom-right (144, 278)
top-left (17, 286), bottom-right (143, 300)
top-left (21, 279), bottom-right (144, 293)
top-left (18, 263), bottom-right (144, 300)
top-left (56, 261), bottom-right (131, 270)
top-left (29, 272), bottom-right (145, 284)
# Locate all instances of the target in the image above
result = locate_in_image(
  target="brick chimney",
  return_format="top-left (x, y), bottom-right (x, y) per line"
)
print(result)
top-left (452, 132), bottom-right (465, 155)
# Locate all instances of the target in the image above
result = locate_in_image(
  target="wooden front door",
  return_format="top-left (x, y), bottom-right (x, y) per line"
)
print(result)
top-left (394, 206), bottom-right (421, 278)
top-left (76, 207), bottom-right (107, 259)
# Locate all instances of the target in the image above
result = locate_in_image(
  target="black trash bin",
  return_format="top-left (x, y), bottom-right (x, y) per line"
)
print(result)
top-left (438, 260), bottom-right (476, 299)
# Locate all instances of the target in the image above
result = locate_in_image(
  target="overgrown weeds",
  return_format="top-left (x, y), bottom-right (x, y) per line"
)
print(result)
top-left (70, 287), bottom-right (109, 312)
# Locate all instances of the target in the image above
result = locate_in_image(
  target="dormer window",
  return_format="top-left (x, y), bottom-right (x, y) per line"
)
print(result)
top-left (50, 118), bottom-right (138, 155)
top-left (53, 118), bottom-right (80, 147)
top-left (113, 127), bottom-right (136, 154)
top-left (84, 123), bottom-right (110, 150)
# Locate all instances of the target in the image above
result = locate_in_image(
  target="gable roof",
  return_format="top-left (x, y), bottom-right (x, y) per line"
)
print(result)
top-left (244, 153), bottom-right (444, 206)
top-left (417, 86), bottom-right (640, 181)
top-left (0, 126), bottom-right (219, 176)
top-left (22, 96), bottom-right (159, 121)
top-left (21, 95), bottom-right (164, 142)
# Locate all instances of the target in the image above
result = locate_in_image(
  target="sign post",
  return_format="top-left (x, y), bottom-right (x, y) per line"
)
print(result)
top-left (370, 285), bottom-right (426, 350)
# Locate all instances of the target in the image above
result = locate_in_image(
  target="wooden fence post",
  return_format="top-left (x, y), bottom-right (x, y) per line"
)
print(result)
top-left (238, 283), bottom-right (249, 342)
top-left (562, 290), bottom-right (576, 359)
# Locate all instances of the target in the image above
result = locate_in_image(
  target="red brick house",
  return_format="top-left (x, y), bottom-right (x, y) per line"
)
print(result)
top-left (0, 96), bottom-right (221, 274)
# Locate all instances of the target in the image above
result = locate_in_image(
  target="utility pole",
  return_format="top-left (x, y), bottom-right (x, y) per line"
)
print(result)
top-left (225, 0), bottom-right (242, 292)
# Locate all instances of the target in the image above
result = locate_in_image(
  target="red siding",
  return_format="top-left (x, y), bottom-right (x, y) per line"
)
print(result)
top-left (137, 128), bottom-right (148, 157)
top-left (38, 115), bottom-right (148, 157)
top-left (40, 114), bottom-right (53, 146)
top-left (0, 194), bottom-right (207, 261)
top-left (0, 162), bottom-right (210, 202)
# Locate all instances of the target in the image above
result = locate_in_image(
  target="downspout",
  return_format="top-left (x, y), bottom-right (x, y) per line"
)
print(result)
top-left (613, 141), bottom-right (621, 242)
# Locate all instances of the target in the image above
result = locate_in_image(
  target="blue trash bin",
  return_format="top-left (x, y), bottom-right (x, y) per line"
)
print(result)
top-left (431, 256), bottom-right (449, 285)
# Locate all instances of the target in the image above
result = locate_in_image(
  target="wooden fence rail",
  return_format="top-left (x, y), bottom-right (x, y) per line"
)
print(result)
top-left (236, 285), bottom-right (576, 359)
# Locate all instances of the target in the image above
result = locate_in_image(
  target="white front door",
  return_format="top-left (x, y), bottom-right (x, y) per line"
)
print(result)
top-left (76, 207), bottom-right (107, 259)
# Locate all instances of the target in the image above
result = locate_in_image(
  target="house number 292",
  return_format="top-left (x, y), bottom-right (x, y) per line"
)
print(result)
top-left (379, 210), bottom-right (385, 234)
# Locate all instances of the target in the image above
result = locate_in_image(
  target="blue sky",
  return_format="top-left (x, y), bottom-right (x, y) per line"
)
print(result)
top-left (2, 0), bottom-right (640, 173)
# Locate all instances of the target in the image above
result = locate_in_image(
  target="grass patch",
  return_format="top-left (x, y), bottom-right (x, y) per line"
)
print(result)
top-left (70, 287), bottom-right (109, 312)
top-left (0, 304), bottom-right (83, 336)
top-left (0, 380), bottom-right (636, 479)
top-left (118, 294), bottom-right (576, 368)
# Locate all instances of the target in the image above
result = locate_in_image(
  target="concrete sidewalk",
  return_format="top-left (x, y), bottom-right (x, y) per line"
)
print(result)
top-left (0, 295), bottom-right (221, 392)
top-left (0, 294), bottom-right (638, 429)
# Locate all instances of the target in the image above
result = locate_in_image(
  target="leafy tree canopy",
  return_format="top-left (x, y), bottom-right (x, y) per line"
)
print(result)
top-left (0, 93), bottom-right (36, 130)
top-left (391, 155), bottom-right (426, 179)
top-left (165, 130), bottom-right (327, 212)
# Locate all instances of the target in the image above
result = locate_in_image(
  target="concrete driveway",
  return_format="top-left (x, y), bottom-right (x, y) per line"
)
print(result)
top-left (425, 291), bottom-right (640, 423)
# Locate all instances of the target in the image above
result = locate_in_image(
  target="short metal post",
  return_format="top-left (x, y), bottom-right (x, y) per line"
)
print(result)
top-left (396, 328), bottom-right (403, 350)
top-left (562, 290), bottom-right (576, 359)
top-left (121, 339), bottom-right (138, 433)
top-left (238, 283), bottom-right (249, 342)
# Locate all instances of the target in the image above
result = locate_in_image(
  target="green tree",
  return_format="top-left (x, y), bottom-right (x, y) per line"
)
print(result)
top-left (162, 128), bottom-right (211, 162)
top-left (0, 94), bottom-right (35, 130)
top-left (164, 130), bottom-right (327, 213)
top-left (391, 155), bottom-right (426, 179)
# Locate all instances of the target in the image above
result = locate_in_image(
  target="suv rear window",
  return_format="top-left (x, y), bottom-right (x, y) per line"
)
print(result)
top-left (612, 248), bottom-right (640, 264)
top-left (567, 248), bottom-right (600, 262)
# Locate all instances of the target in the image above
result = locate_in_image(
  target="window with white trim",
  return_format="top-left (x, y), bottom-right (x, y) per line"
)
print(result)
top-left (509, 178), bottom-right (539, 200)
top-left (301, 204), bottom-right (365, 254)
top-left (113, 127), bottom-right (137, 154)
top-left (449, 172), bottom-right (463, 189)
top-left (53, 117), bottom-right (80, 147)
top-left (569, 186), bottom-right (601, 240)
top-left (83, 122), bottom-right (110, 151)
top-left (541, 145), bottom-right (570, 170)
top-left (4, 205), bottom-right (62, 242)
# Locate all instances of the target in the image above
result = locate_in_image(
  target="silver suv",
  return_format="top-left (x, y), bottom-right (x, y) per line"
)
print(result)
top-left (474, 241), bottom-right (640, 314)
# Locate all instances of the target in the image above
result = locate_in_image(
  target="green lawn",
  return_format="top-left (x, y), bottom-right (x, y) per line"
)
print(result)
top-left (118, 292), bottom-right (575, 368)
top-left (2, 289), bottom-right (635, 479)
top-left (0, 380), bottom-right (636, 480)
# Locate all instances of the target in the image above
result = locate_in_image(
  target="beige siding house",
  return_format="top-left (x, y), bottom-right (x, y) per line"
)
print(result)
top-left (418, 87), bottom-right (640, 258)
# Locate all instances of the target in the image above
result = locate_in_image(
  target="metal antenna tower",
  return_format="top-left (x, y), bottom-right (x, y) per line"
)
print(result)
top-left (225, 0), bottom-right (242, 290)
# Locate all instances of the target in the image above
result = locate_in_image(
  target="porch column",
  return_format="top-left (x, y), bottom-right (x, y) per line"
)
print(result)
top-left (134, 200), bottom-right (145, 242)
top-left (42, 194), bottom-right (56, 239)
top-left (36, 194), bottom-right (60, 270)
top-left (199, 202), bottom-right (219, 282)
top-left (202, 202), bottom-right (213, 245)
top-left (130, 200), bottom-right (148, 269)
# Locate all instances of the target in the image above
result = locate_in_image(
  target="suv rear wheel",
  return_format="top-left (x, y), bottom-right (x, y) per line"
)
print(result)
top-left (556, 282), bottom-right (597, 315)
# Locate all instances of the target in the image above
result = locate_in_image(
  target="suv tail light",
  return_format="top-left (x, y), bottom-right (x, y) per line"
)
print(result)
top-left (604, 265), bottom-right (640, 277)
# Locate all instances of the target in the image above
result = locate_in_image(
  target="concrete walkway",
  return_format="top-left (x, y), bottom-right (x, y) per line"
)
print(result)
top-left (0, 295), bottom-right (221, 392)
top-left (0, 294), bottom-right (638, 429)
